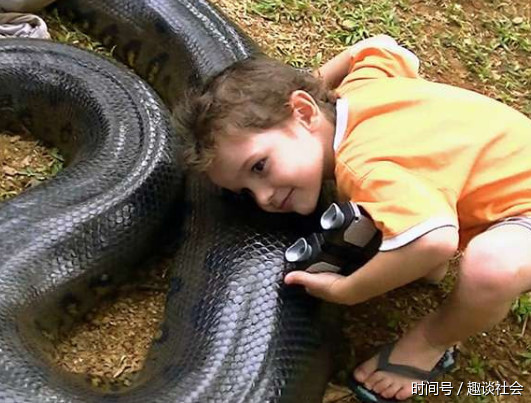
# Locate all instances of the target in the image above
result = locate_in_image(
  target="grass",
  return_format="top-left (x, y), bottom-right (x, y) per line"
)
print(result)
top-left (42, 8), bottom-right (112, 58)
top-left (466, 353), bottom-right (487, 379)
top-left (512, 294), bottom-right (531, 324)
top-left (224, 0), bottom-right (531, 116)
top-left (0, 133), bottom-right (64, 201)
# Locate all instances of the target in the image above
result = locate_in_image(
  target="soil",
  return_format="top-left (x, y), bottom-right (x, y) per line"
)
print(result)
top-left (0, 131), bottom-right (63, 200)
top-left (52, 262), bottom-right (170, 387)
top-left (0, 0), bottom-right (529, 402)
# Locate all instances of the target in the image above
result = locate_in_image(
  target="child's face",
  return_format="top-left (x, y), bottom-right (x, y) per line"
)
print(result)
top-left (207, 115), bottom-right (332, 215)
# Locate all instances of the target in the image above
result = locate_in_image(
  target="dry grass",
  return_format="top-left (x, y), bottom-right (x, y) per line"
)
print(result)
top-left (0, 131), bottom-right (63, 200)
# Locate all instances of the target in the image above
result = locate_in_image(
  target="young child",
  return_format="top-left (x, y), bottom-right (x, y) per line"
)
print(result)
top-left (178, 35), bottom-right (531, 402)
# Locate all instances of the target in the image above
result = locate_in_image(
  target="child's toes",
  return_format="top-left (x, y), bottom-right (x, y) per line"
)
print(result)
top-left (353, 356), bottom-right (378, 383)
top-left (395, 384), bottom-right (414, 401)
top-left (372, 378), bottom-right (393, 395)
top-left (381, 383), bottom-right (402, 400)
top-left (363, 371), bottom-right (387, 391)
top-left (353, 367), bottom-right (368, 383)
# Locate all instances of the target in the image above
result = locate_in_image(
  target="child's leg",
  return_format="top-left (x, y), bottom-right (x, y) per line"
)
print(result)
top-left (354, 223), bottom-right (531, 401)
top-left (422, 261), bottom-right (450, 284)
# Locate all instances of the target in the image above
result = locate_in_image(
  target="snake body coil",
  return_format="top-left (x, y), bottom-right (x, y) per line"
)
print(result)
top-left (0, 0), bottom-right (334, 401)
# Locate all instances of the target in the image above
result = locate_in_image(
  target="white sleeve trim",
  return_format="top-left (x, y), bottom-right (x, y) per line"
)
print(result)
top-left (379, 216), bottom-right (458, 251)
top-left (349, 35), bottom-right (420, 75)
top-left (333, 98), bottom-right (349, 151)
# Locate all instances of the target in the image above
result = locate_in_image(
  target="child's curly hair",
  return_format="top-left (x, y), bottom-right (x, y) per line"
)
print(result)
top-left (175, 55), bottom-right (337, 172)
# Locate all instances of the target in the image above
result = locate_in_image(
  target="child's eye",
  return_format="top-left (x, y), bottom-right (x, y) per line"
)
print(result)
top-left (252, 158), bottom-right (267, 173)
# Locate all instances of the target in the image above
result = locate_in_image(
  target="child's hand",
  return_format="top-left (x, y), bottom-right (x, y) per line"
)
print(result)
top-left (284, 270), bottom-right (356, 305)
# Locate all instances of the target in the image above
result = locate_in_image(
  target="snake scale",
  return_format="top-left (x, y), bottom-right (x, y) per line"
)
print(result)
top-left (0, 0), bottom-right (343, 401)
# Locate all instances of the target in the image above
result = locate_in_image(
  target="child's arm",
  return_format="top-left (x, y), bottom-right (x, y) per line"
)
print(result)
top-left (314, 34), bottom-right (419, 89)
top-left (284, 226), bottom-right (458, 305)
top-left (313, 47), bottom-right (352, 89)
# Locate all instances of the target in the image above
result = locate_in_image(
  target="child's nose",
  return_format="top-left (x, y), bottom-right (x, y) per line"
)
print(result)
top-left (253, 185), bottom-right (274, 209)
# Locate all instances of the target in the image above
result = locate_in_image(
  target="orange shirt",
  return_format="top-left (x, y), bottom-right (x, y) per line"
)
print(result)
top-left (333, 36), bottom-right (531, 251)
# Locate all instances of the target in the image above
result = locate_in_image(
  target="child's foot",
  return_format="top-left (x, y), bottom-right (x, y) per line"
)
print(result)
top-left (353, 328), bottom-right (452, 401)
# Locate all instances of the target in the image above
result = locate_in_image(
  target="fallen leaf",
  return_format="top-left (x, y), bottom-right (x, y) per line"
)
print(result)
top-left (21, 155), bottom-right (32, 167)
top-left (2, 166), bottom-right (18, 176)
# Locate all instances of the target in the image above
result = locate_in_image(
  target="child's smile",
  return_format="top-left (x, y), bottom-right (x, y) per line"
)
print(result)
top-left (206, 111), bottom-right (335, 215)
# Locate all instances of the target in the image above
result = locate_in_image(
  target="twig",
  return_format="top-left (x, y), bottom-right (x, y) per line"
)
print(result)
top-left (328, 393), bottom-right (351, 403)
top-left (113, 356), bottom-right (130, 378)
top-left (493, 365), bottom-right (507, 384)
top-left (519, 314), bottom-right (528, 338)
top-left (137, 284), bottom-right (167, 292)
top-left (325, 384), bottom-right (353, 403)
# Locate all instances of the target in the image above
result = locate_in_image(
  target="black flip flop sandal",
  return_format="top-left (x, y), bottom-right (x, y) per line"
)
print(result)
top-left (347, 343), bottom-right (458, 403)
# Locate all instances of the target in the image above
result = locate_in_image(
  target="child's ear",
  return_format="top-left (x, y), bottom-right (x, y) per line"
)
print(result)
top-left (289, 90), bottom-right (319, 129)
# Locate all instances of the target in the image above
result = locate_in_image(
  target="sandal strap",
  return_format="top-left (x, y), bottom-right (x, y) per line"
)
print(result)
top-left (376, 343), bottom-right (457, 381)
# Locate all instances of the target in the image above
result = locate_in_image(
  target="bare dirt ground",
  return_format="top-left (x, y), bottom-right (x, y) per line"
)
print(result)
top-left (0, 131), bottom-right (63, 200)
top-left (1, 0), bottom-right (529, 402)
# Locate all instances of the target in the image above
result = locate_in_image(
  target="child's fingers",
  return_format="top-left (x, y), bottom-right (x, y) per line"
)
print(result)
top-left (284, 271), bottom-right (349, 303)
top-left (284, 271), bottom-right (319, 287)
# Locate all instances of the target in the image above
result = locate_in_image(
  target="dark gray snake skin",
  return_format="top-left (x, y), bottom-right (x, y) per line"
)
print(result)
top-left (0, 0), bottom-right (341, 401)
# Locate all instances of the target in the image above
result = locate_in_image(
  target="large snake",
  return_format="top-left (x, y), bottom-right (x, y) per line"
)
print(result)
top-left (0, 0), bottom-right (344, 401)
